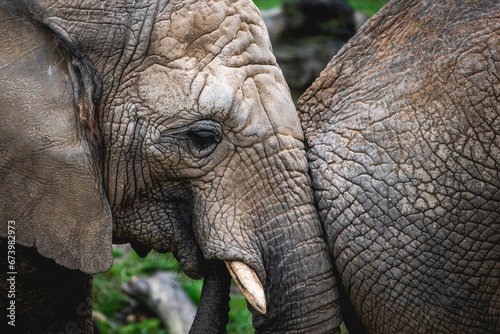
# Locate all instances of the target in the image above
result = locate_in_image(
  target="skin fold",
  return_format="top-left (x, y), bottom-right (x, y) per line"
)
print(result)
top-left (298, 0), bottom-right (500, 333)
top-left (0, 0), bottom-right (340, 333)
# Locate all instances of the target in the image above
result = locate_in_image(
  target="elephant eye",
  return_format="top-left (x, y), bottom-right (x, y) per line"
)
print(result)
top-left (186, 121), bottom-right (221, 157)
top-left (188, 130), bottom-right (218, 148)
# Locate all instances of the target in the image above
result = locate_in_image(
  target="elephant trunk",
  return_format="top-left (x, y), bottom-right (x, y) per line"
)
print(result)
top-left (252, 140), bottom-right (340, 332)
top-left (189, 260), bottom-right (231, 334)
top-left (193, 136), bottom-right (342, 333)
top-left (253, 204), bottom-right (340, 333)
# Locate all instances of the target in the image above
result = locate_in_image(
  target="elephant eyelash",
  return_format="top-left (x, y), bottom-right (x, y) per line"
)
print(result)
top-left (156, 120), bottom-right (222, 158)
top-left (185, 132), bottom-right (220, 160)
top-left (187, 129), bottom-right (220, 149)
top-left (186, 121), bottom-right (221, 145)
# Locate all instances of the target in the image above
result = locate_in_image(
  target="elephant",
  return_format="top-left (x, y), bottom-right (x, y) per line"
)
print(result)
top-left (298, 0), bottom-right (500, 333)
top-left (0, 0), bottom-right (341, 333)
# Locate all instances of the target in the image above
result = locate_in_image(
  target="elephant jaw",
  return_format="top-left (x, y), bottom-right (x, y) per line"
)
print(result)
top-left (128, 239), bottom-right (267, 314)
top-left (225, 260), bottom-right (267, 314)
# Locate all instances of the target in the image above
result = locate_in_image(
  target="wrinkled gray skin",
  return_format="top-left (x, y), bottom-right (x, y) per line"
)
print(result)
top-left (299, 0), bottom-right (500, 333)
top-left (0, 0), bottom-right (339, 333)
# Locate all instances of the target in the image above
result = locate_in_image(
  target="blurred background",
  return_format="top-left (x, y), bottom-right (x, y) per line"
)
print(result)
top-left (92, 1), bottom-right (389, 333)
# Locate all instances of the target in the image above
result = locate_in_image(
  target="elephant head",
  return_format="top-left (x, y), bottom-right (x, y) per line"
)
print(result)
top-left (298, 0), bottom-right (500, 333)
top-left (0, 0), bottom-right (340, 332)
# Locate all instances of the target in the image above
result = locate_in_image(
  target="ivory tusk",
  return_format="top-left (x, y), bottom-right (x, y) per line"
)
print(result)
top-left (225, 260), bottom-right (267, 315)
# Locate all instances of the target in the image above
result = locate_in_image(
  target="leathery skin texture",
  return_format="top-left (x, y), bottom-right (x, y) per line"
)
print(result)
top-left (0, 0), bottom-right (340, 332)
top-left (298, 0), bottom-right (500, 333)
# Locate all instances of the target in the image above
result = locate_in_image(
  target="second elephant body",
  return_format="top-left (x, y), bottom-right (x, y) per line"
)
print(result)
top-left (299, 0), bottom-right (500, 333)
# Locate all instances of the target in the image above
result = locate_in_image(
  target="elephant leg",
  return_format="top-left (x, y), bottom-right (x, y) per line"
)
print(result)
top-left (0, 239), bottom-right (94, 333)
top-left (189, 260), bottom-right (231, 334)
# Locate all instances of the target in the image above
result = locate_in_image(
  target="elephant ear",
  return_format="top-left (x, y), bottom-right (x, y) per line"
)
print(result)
top-left (0, 14), bottom-right (113, 274)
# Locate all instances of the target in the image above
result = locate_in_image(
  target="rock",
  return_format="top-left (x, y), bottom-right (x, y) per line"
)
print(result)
top-left (261, 0), bottom-right (356, 98)
top-left (123, 272), bottom-right (196, 334)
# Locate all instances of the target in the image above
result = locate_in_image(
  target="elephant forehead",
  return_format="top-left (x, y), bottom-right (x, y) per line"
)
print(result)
top-left (136, 62), bottom-right (237, 121)
top-left (136, 61), bottom-right (302, 140)
top-left (136, 0), bottom-right (302, 140)
top-left (200, 64), bottom-right (303, 141)
top-left (150, 0), bottom-right (275, 68)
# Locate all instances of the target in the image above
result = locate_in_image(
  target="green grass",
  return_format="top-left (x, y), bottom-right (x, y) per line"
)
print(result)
top-left (93, 248), bottom-right (253, 333)
top-left (252, 0), bottom-right (292, 10)
top-left (92, 248), bottom-right (169, 333)
top-left (347, 0), bottom-right (390, 16)
top-left (253, 0), bottom-right (390, 16)
top-left (93, 248), bottom-right (349, 333)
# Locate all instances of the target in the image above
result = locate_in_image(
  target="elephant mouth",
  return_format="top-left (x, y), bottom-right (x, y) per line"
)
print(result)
top-left (173, 199), bottom-right (267, 313)
top-left (130, 241), bottom-right (267, 316)
top-left (116, 198), bottom-right (268, 323)
top-left (130, 241), bottom-right (152, 258)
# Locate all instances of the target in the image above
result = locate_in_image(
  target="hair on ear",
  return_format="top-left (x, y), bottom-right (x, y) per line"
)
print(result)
top-left (55, 35), bottom-right (102, 139)
top-left (72, 55), bottom-right (101, 139)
